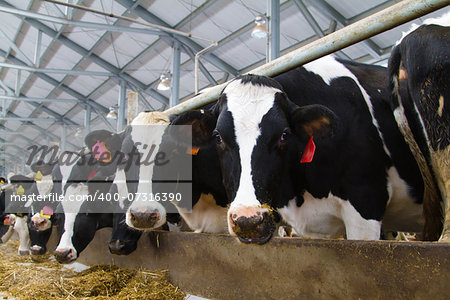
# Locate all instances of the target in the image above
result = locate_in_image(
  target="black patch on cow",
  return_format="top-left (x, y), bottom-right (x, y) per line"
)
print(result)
top-left (344, 60), bottom-right (424, 203)
top-left (389, 24), bottom-right (449, 151)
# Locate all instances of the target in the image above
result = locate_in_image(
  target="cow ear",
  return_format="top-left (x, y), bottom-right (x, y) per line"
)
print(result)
top-left (30, 161), bottom-right (54, 175)
top-left (170, 110), bottom-right (218, 148)
top-left (290, 104), bottom-right (339, 140)
top-left (9, 175), bottom-right (34, 190)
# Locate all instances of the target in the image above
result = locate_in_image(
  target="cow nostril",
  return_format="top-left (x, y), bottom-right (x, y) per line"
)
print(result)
top-left (149, 211), bottom-right (160, 220)
top-left (231, 214), bottom-right (238, 223)
top-left (109, 240), bottom-right (125, 253)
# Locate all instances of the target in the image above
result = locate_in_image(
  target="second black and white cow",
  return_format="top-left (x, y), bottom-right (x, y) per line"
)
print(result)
top-left (89, 111), bottom-right (229, 234)
top-left (27, 160), bottom-right (63, 255)
top-left (1, 173), bottom-right (35, 254)
top-left (172, 55), bottom-right (426, 243)
top-left (388, 13), bottom-right (449, 241)
top-left (128, 111), bottom-right (229, 233)
top-left (54, 144), bottom-right (142, 263)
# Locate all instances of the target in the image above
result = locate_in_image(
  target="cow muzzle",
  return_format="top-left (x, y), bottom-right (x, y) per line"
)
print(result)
top-left (30, 245), bottom-right (46, 255)
top-left (31, 216), bottom-right (51, 231)
top-left (54, 248), bottom-right (77, 263)
top-left (108, 240), bottom-right (137, 255)
top-left (127, 207), bottom-right (164, 230)
top-left (228, 206), bottom-right (275, 244)
top-left (18, 249), bottom-right (30, 256)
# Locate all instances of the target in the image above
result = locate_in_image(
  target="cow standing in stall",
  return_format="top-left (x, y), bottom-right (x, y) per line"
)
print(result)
top-left (388, 13), bottom-right (449, 241)
top-left (114, 110), bottom-right (228, 233)
top-left (1, 173), bottom-right (36, 254)
top-left (26, 156), bottom-right (82, 255)
top-left (172, 55), bottom-right (427, 243)
top-left (53, 145), bottom-right (142, 263)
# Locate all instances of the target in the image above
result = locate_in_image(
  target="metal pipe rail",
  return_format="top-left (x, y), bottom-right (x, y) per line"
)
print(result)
top-left (164, 0), bottom-right (449, 116)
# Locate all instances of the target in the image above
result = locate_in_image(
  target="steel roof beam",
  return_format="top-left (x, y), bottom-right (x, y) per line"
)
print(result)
top-left (3, 110), bottom-right (79, 149)
top-left (0, 95), bottom-right (80, 103)
top-left (0, 67), bottom-right (78, 126)
top-left (0, 62), bottom-right (114, 77)
top-left (0, 28), bottom-right (34, 66)
top-left (120, 0), bottom-right (224, 94)
top-left (0, 0), bottom-right (34, 77)
top-left (181, 44), bottom-right (218, 86)
top-left (0, 0), bottom-right (149, 131)
top-left (0, 5), bottom-right (163, 36)
top-left (292, 0), bottom-right (350, 60)
top-left (0, 124), bottom-right (46, 148)
top-left (0, 0), bottom-right (84, 117)
top-left (116, 0), bottom-right (238, 76)
top-left (304, 0), bottom-right (383, 58)
top-left (43, 0), bottom-right (160, 122)
top-left (142, 0), bottom-right (298, 93)
top-left (14, 12), bottom-right (170, 106)
top-left (0, 117), bottom-right (59, 122)
top-left (0, 50), bottom-right (109, 115)
top-left (0, 149), bottom-right (24, 162)
top-left (0, 0), bottom-right (104, 139)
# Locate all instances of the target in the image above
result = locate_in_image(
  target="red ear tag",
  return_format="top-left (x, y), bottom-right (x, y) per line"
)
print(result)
top-left (4, 216), bottom-right (10, 225)
top-left (88, 169), bottom-right (97, 180)
top-left (301, 136), bottom-right (316, 163)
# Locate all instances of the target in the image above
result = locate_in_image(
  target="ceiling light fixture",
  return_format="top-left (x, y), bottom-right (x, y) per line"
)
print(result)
top-left (74, 127), bottom-right (83, 137)
top-left (157, 73), bottom-right (171, 91)
top-left (251, 15), bottom-right (268, 39)
top-left (106, 105), bottom-right (118, 120)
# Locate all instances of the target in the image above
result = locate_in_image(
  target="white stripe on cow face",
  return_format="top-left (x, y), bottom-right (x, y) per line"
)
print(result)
top-left (59, 161), bottom-right (79, 197)
top-left (225, 79), bottom-right (281, 210)
top-left (36, 174), bottom-right (53, 197)
top-left (14, 215), bottom-right (30, 254)
top-left (113, 168), bottom-right (128, 209)
top-left (125, 116), bottom-right (169, 229)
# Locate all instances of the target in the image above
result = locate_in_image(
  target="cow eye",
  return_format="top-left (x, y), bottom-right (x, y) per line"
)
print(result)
top-left (213, 130), bottom-right (223, 144)
top-left (280, 128), bottom-right (290, 142)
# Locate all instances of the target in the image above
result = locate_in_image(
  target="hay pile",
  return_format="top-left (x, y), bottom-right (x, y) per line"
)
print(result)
top-left (0, 241), bottom-right (185, 299)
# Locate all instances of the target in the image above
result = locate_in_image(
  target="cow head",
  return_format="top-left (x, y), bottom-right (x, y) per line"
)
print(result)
top-left (54, 208), bottom-right (106, 263)
top-left (27, 161), bottom-right (58, 240)
top-left (86, 112), bottom-right (172, 231)
top-left (120, 112), bottom-right (171, 231)
top-left (172, 75), bottom-right (338, 244)
top-left (108, 213), bottom-right (142, 255)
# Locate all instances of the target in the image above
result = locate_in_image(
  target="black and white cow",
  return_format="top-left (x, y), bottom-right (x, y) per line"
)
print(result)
top-left (110, 110), bottom-right (229, 233)
top-left (54, 143), bottom-right (142, 263)
top-left (172, 55), bottom-right (426, 244)
top-left (1, 173), bottom-right (35, 254)
top-left (83, 116), bottom-right (178, 233)
top-left (388, 12), bottom-right (449, 241)
top-left (26, 157), bottom-right (80, 255)
top-left (0, 184), bottom-right (14, 243)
